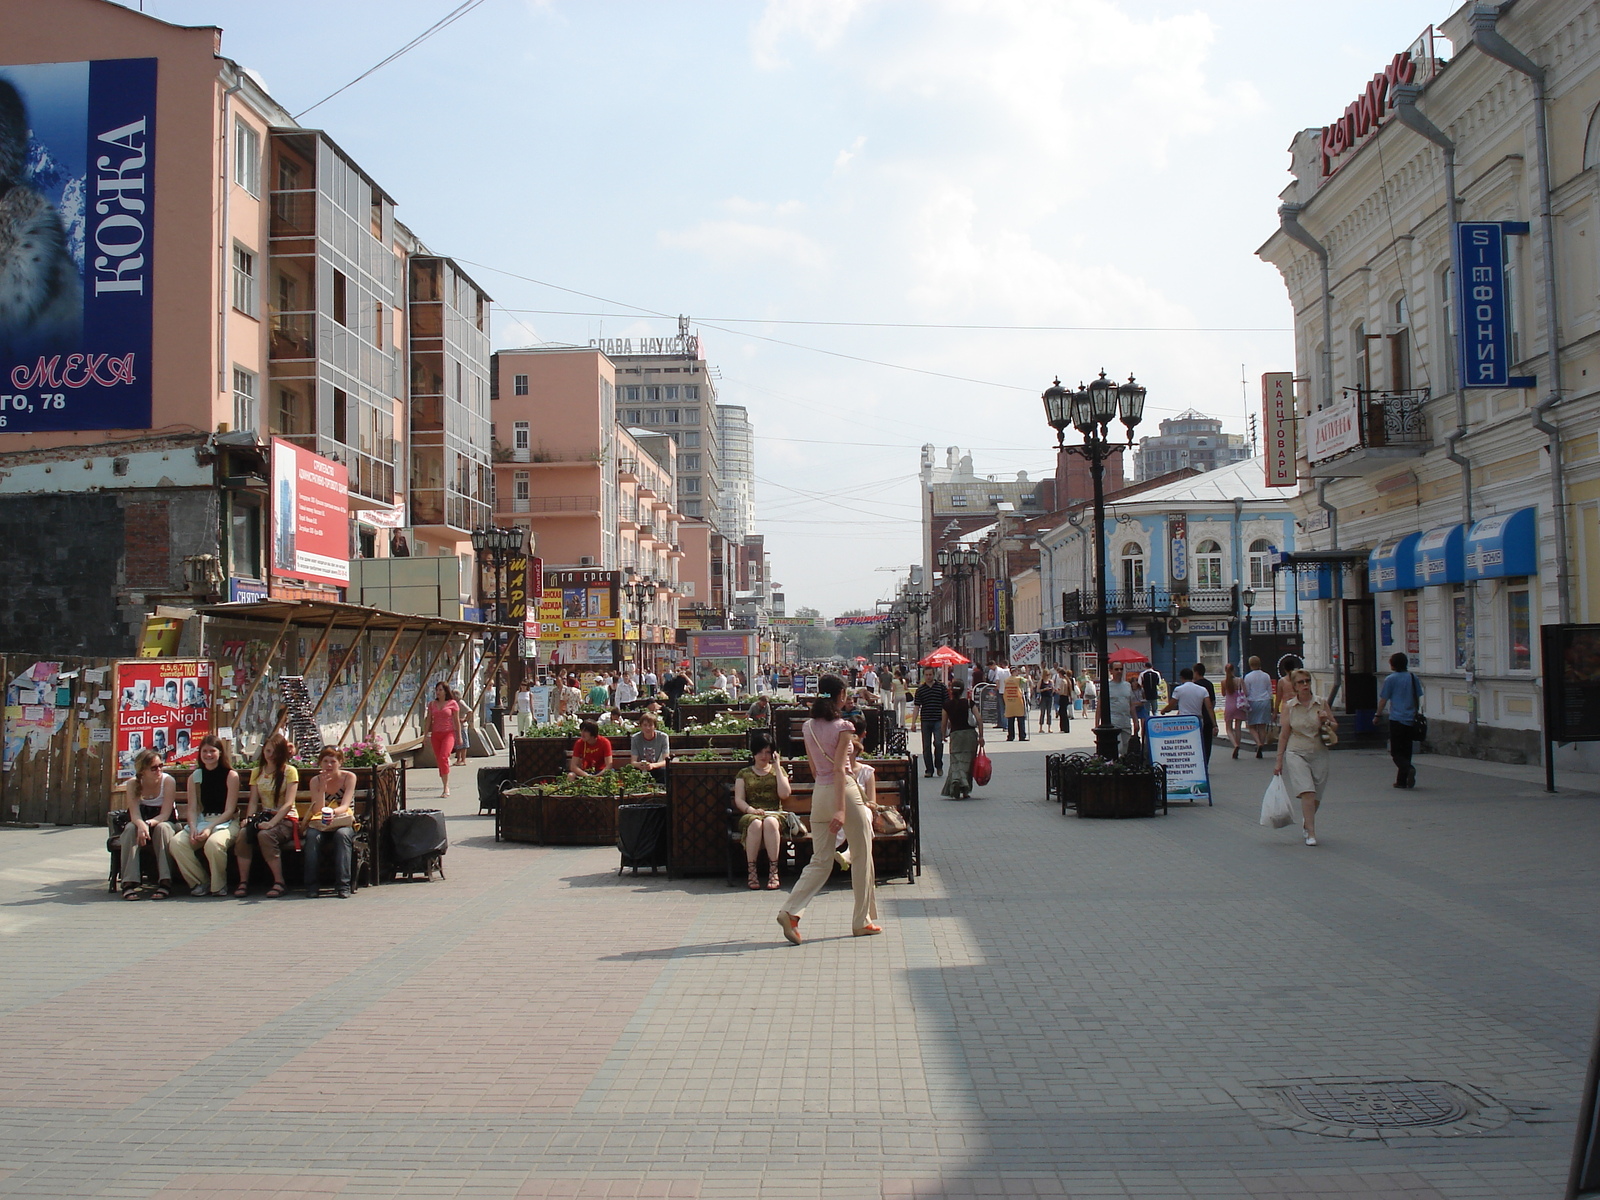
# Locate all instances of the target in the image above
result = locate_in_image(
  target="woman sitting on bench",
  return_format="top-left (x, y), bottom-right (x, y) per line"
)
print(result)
top-left (304, 747), bottom-right (358, 899)
top-left (234, 732), bottom-right (299, 899)
top-left (118, 749), bottom-right (177, 900)
top-left (734, 733), bottom-right (791, 891)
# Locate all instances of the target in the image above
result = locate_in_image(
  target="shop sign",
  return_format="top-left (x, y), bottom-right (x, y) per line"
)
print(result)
top-left (523, 556), bottom-right (542, 646)
top-left (1009, 633), bottom-right (1041, 666)
top-left (1453, 222), bottom-right (1535, 390)
top-left (1262, 372), bottom-right (1295, 486)
top-left (270, 437), bottom-right (349, 587)
top-left (1543, 624), bottom-right (1600, 742)
top-left (0, 58), bottom-right (157, 432)
top-left (1308, 392), bottom-right (1362, 462)
top-left (228, 577), bottom-right (267, 604)
top-left (832, 614), bottom-right (891, 627)
top-left (1169, 516), bottom-right (1189, 592)
top-left (114, 659), bottom-right (212, 778)
top-left (689, 631), bottom-right (754, 658)
top-left (539, 566), bottom-right (620, 640)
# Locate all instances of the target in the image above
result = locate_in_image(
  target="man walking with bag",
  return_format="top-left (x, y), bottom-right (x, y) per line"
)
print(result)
top-left (1376, 652), bottom-right (1424, 788)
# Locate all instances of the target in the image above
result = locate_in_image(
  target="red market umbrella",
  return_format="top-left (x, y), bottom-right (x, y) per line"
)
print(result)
top-left (1107, 647), bottom-right (1149, 664)
top-left (919, 645), bottom-right (971, 668)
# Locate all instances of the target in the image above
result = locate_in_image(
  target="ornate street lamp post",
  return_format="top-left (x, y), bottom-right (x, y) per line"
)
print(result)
top-left (624, 577), bottom-right (655, 680)
top-left (1042, 371), bottom-right (1146, 759)
top-left (906, 591), bottom-right (931, 663)
top-left (936, 548), bottom-right (982, 670)
top-left (1241, 584), bottom-right (1257, 670)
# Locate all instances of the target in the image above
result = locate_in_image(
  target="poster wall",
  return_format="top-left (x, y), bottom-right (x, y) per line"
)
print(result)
top-left (114, 659), bottom-right (212, 778)
top-left (271, 437), bottom-right (350, 587)
top-left (0, 58), bottom-right (156, 431)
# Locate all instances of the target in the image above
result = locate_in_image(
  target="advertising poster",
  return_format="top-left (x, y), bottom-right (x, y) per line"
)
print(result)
top-left (1169, 516), bottom-right (1189, 592)
top-left (271, 437), bottom-right (350, 587)
top-left (1544, 624), bottom-right (1600, 743)
top-left (0, 58), bottom-right (155, 432)
top-left (114, 659), bottom-right (212, 778)
top-left (1144, 714), bottom-right (1211, 803)
top-left (538, 567), bottom-right (621, 641)
top-left (1009, 633), bottom-right (1042, 666)
top-left (1262, 372), bottom-right (1295, 487)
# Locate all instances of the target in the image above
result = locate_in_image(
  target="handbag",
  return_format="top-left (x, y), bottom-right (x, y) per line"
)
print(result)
top-left (1318, 709), bottom-right (1339, 748)
top-left (1259, 775), bottom-right (1294, 828)
top-left (871, 805), bottom-right (908, 836)
top-left (778, 809), bottom-right (807, 838)
top-left (972, 746), bottom-right (993, 787)
top-left (1409, 673), bottom-right (1428, 740)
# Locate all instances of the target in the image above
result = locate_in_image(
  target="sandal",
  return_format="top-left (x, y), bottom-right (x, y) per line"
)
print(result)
top-left (233, 883), bottom-right (248, 897)
top-left (148, 884), bottom-right (171, 900)
top-left (746, 863), bottom-right (761, 890)
top-left (853, 923), bottom-right (884, 936)
top-left (121, 885), bottom-right (142, 901)
top-left (766, 867), bottom-right (780, 890)
top-left (265, 883), bottom-right (286, 898)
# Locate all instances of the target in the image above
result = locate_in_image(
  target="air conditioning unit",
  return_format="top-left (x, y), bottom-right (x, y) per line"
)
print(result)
top-left (579, 555), bottom-right (595, 566)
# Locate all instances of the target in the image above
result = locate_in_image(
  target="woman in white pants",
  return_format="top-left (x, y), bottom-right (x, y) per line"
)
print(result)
top-left (776, 675), bottom-right (880, 943)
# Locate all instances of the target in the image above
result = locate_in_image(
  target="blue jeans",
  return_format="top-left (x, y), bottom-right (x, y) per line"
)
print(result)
top-left (303, 824), bottom-right (353, 893)
top-left (921, 724), bottom-right (944, 773)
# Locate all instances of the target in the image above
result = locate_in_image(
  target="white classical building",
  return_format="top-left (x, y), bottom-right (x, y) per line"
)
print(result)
top-left (1257, 1), bottom-right (1600, 768)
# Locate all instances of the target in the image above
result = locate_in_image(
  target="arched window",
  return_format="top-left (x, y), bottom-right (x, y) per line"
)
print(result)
top-left (1248, 539), bottom-right (1272, 588)
top-left (1195, 539), bottom-right (1223, 590)
top-left (1120, 544), bottom-right (1145, 595)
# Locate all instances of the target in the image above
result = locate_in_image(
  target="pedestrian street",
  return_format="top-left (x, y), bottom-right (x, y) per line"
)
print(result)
top-left (0, 724), bottom-right (1595, 1200)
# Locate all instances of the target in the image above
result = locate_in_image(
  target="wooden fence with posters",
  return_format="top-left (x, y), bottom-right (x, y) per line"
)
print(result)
top-left (1, 654), bottom-right (119, 826)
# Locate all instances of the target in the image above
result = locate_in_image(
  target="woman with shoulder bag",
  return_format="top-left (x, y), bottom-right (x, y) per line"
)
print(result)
top-left (234, 732), bottom-right (300, 898)
top-left (1273, 669), bottom-right (1338, 847)
top-left (304, 747), bottom-right (358, 899)
top-left (117, 749), bottom-right (177, 899)
top-left (168, 735), bottom-right (240, 897)
top-left (941, 681), bottom-right (981, 800)
top-left (775, 675), bottom-right (880, 944)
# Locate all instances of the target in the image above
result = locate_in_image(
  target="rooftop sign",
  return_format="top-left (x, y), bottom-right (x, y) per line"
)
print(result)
top-left (1318, 28), bottom-right (1441, 179)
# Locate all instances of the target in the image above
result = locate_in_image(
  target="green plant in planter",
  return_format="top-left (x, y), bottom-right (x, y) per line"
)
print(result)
top-left (685, 689), bottom-right (732, 704)
top-left (1075, 752), bottom-right (1159, 776)
top-left (526, 715), bottom-right (638, 739)
top-left (677, 746), bottom-right (752, 762)
top-left (525, 764), bottom-right (663, 797)
top-left (682, 713), bottom-right (755, 735)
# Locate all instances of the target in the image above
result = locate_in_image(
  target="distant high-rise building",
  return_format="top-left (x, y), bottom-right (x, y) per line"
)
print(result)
top-left (1132, 411), bottom-right (1251, 481)
top-left (717, 404), bottom-right (755, 541)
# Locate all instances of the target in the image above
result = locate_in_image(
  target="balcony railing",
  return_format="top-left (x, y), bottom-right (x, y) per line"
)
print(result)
top-left (495, 494), bottom-right (599, 514)
top-left (1060, 586), bottom-right (1237, 620)
top-left (1359, 388), bottom-right (1428, 447)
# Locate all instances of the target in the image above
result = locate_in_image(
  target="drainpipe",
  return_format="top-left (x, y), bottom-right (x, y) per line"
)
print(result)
top-left (1471, 3), bottom-right (1570, 623)
top-left (1279, 204), bottom-right (1333, 409)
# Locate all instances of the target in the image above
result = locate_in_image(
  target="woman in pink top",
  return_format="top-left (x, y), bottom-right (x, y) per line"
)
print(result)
top-left (776, 674), bottom-right (880, 944)
top-left (427, 682), bottom-right (464, 792)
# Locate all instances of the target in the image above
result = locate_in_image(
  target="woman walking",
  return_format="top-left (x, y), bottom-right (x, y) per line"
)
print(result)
top-left (1036, 669), bottom-right (1055, 732)
top-left (776, 675), bottom-right (879, 943)
top-left (1273, 668), bottom-right (1338, 846)
top-left (428, 682), bottom-right (464, 792)
top-left (941, 681), bottom-right (981, 800)
top-left (1221, 662), bottom-right (1246, 759)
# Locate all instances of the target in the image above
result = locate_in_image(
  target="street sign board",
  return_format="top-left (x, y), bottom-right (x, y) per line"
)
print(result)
top-left (1262, 373), bottom-right (1295, 486)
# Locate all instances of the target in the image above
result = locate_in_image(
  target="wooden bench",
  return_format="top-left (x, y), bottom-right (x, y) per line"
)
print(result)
top-left (724, 774), bottom-right (916, 887)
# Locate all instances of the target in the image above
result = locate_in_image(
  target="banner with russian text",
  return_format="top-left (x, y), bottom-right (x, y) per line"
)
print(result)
top-left (271, 437), bottom-right (350, 587)
top-left (0, 58), bottom-right (156, 431)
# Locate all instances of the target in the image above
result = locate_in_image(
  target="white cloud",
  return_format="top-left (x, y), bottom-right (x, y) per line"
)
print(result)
top-left (659, 220), bottom-right (828, 271)
top-left (752, 0), bottom-right (867, 69)
top-left (834, 134), bottom-right (867, 172)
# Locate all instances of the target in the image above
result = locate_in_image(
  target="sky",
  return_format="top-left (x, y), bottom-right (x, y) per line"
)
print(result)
top-left (118, 0), bottom-right (1449, 615)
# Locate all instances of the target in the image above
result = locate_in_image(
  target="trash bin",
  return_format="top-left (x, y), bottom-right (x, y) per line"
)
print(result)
top-left (616, 803), bottom-right (668, 875)
top-left (384, 808), bottom-right (449, 880)
top-left (477, 766), bottom-right (514, 814)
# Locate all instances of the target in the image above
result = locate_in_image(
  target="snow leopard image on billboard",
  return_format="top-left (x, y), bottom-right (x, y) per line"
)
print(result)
top-left (0, 58), bottom-right (155, 431)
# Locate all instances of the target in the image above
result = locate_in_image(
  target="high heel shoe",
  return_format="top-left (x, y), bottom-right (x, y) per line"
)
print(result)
top-left (853, 923), bottom-right (883, 936)
top-left (747, 863), bottom-right (761, 890)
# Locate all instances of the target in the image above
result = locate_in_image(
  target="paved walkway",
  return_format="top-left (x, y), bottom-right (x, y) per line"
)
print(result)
top-left (0, 725), bottom-right (1596, 1199)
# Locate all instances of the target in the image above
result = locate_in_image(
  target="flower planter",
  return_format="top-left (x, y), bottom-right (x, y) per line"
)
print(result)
top-left (1054, 754), bottom-right (1167, 819)
top-left (497, 786), bottom-right (665, 845)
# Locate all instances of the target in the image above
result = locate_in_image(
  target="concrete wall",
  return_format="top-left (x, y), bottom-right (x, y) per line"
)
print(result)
top-left (0, 488), bottom-right (217, 655)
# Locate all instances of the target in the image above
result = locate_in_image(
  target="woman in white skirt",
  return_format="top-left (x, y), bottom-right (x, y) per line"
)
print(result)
top-left (1273, 668), bottom-right (1338, 846)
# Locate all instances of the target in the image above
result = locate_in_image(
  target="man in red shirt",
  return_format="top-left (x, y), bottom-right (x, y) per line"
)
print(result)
top-left (569, 720), bottom-right (614, 778)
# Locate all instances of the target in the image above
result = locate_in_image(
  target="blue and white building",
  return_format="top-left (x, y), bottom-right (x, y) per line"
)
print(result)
top-left (1037, 457), bottom-right (1300, 680)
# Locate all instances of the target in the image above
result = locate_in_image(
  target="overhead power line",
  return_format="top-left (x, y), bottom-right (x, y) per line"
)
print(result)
top-left (496, 306), bottom-right (1291, 334)
top-left (294, 0), bottom-right (487, 120)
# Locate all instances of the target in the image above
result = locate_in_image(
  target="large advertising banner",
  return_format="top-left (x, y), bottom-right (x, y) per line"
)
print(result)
top-left (114, 659), bottom-right (212, 779)
top-left (538, 567), bottom-right (621, 640)
top-left (0, 58), bottom-right (155, 431)
top-left (271, 437), bottom-right (350, 587)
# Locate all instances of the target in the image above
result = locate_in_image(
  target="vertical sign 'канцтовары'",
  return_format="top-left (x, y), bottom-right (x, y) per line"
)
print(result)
top-left (1262, 372), bottom-right (1295, 487)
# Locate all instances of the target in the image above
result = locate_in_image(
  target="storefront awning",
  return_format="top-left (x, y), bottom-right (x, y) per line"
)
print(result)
top-left (1415, 524), bottom-right (1466, 586)
top-left (1368, 532), bottom-right (1422, 593)
top-left (1465, 506), bottom-right (1537, 581)
top-left (1297, 562), bottom-right (1337, 601)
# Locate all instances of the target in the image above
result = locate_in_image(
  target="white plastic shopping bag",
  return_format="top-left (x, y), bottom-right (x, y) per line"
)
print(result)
top-left (1259, 775), bottom-right (1294, 829)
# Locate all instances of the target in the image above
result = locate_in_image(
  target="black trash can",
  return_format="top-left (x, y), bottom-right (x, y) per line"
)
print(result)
top-left (477, 766), bottom-right (514, 814)
top-left (616, 803), bottom-right (668, 875)
top-left (384, 808), bottom-right (449, 881)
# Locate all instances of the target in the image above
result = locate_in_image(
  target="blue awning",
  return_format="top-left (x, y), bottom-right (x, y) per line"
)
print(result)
top-left (1368, 531), bottom-right (1422, 592)
top-left (1297, 563), bottom-right (1337, 601)
top-left (1415, 524), bottom-right (1467, 586)
top-left (1465, 507), bottom-right (1538, 580)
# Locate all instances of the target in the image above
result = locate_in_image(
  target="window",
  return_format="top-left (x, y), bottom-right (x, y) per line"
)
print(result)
top-left (665, 386), bottom-right (678, 400)
top-left (1248, 538), bottom-right (1272, 588)
top-left (950, 494), bottom-right (968, 507)
top-left (1197, 636), bottom-right (1227, 678)
top-left (514, 374), bottom-right (529, 396)
top-left (646, 409), bottom-right (661, 423)
top-left (665, 409), bottom-right (681, 424)
top-left (231, 245), bottom-right (257, 316)
top-left (230, 500), bottom-right (262, 579)
top-left (682, 431), bottom-right (700, 448)
top-left (683, 408), bottom-right (699, 425)
top-left (682, 454), bottom-right (701, 471)
top-left (1195, 539), bottom-right (1223, 590)
top-left (646, 386), bottom-right (661, 401)
top-left (514, 471), bottom-right (530, 501)
top-left (684, 385), bottom-right (699, 400)
top-left (333, 386), bottom-right (348, 444)
top-left (513, 420), bottom-right (529, 450)
top-left (1353, 321), bottom-right (1370, 391)
top-left (626, 410), bottom-right (641, 424)
top-left (683, 500), bottom-right (702, 518)
top-left (1440, 267), bottom-right (1458, 390)
top-left (1120, 544), bottom-right (1145, 594)
top-left (1453, 586), bottom-right (1473, 671)
top-left (1508, 585), bottom-right (1531, 670)
top-left (232, 366), bottom-right (257, 432)
top-left (332, 269), bottom-right (348, 327)
top-left (681, 477), bottom-right (700, 494)
top-left (233, 119), bottom-right (261, 195)
top-left (624, 386), bottom-right (640, 401)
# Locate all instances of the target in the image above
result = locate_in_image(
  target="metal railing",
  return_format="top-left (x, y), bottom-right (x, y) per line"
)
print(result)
top-left (1351, 387), bottom-right (1429, 448)
top-left (495, 494), bottom-right (598, 513)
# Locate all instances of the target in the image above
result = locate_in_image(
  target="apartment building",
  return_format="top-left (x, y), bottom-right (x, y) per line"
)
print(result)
top-left (0, 0), bottom-right (494, 652)
top-left (602, 337), bottom-right (723, 527)
top-left (717, 404), bottom-right (755, 541)
top-left (1132, 410), bottom-right (1253, 481)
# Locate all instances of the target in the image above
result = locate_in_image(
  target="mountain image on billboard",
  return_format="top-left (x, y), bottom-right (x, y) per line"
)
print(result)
top-left (0, 58), bottom-right (155, 432)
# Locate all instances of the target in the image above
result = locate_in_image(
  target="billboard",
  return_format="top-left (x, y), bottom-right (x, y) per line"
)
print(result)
top-left (114, 659), bottom-right (212, 779)
top-left (270, 437), bottom-right (350, 587)
top-left (0, 58), bottom-right (156, 431)
top-left (1262, 372), bottom-right (1295, 486)
top-left (539, 567), bottom-right (621, 640)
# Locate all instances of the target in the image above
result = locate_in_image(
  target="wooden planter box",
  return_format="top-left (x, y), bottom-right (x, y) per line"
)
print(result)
top-left (497, 787), bottom-right (666, 845)
top-left (1073, 771), bottom-right (1164, 819)
top-left (666, 759), bottom-right (748, 876)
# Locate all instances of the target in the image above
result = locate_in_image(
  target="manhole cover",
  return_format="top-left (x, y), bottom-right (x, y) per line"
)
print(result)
top-left (1282, 1081), bottom-right (1468, 1128)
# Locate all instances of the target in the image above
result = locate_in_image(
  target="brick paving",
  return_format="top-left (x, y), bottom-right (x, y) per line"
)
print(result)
top-left (0, 722), bottom-right (1596, 1199)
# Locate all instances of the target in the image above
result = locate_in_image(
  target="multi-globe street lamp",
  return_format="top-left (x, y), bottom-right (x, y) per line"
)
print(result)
top-left (1041, 370), bottom-right (1147, 760)
top-left (624, 577), bottom-right (656, 679)
top-left (935, 547), bottom-right (982, 666)
top-left (905, 591), bottom-right (931, 664)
